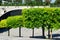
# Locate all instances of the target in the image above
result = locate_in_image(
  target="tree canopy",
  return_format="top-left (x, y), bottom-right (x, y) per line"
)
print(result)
top-left (22, 8), bottom-right (60, 30)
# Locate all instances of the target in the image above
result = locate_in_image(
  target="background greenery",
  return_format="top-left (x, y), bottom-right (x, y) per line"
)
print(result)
top-left (0, 0), bottom-right (60, 7)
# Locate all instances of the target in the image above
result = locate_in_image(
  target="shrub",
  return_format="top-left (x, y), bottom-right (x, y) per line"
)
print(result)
top-left (6, 16), bottom-right (23, 28)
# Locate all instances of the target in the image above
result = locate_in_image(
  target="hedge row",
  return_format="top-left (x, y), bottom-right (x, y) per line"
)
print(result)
top-left (0, 16), bottom-right (23, 28)
top-left (0, 8), bottom-right (60, 30)
top-left (22, 8), bottom-right (60, 29)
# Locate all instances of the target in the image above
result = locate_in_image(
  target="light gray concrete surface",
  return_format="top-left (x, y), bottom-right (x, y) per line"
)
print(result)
top-left (0, 28), bottom-right (60, 40)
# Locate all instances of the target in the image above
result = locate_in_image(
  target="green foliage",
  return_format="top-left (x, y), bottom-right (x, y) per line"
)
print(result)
top-left (6, 16), bottom-right (23, 28)
top-left (22, 8), bottom-right (60, 30)
top-left (0, 16), bottom-right (23, 28)
top-left (55, 0), bottom-right (60, 4)
top-left (0, 1), bottom-right (2, 5)
top-left (0, 1), bottom-right (43, 6)
top-left (0, 19), bottom-right (7, 28)
top-left (22, 8), bottom-right (43, 29)
top-left (25, 1), bottom-right (42, 6)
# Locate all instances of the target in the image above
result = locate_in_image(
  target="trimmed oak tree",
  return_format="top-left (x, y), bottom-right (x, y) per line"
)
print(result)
top-left (41, 8), bottom-right (60, 39)
top-left (22, 8), bottom-right (44, 37)
top-left (22, 8), bottom-right (60, 39)
top-left (6, 16), bottom-right (23, 37)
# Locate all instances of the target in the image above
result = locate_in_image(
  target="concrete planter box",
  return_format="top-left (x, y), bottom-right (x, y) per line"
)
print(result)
top-left (0, 28), bottom-right (10, 33)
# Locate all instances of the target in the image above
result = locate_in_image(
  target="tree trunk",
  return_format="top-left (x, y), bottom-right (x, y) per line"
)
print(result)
top-left (50, 29), bottom-right (52, 39)
top-left (8, 28), bottom-right (10, 36)
top-left (48, 26), bottom-right (50, 39)
top-left (19, 27), bottom-right (21, 37)
top-left (32, 28), bottom-right (34, 37)
top-left (42, 26), bottom-right (45, 36)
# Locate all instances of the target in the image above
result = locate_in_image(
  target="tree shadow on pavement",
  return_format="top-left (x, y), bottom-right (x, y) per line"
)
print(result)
top-left (30, 36), bottom-right (46, 39)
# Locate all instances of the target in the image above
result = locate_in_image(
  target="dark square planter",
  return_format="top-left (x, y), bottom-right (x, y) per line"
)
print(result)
top-left (0, 28), bottom-right (10, 33)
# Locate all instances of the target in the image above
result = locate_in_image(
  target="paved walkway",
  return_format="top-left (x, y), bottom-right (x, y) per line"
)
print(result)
top-left (0, 28), bottom-right (60, 40)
